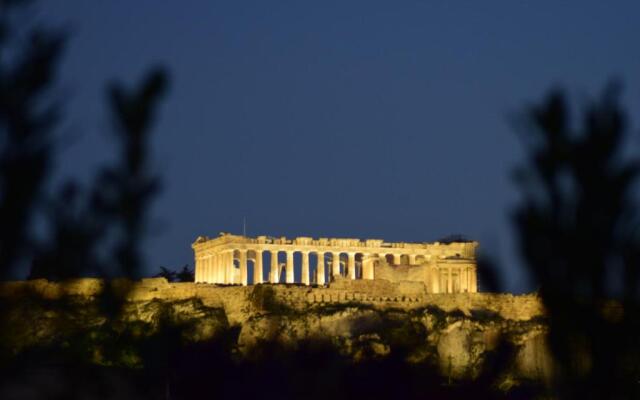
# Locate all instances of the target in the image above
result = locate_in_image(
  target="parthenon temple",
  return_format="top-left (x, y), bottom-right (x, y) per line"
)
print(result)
top-left (193, 233), bottom-right (478, 294)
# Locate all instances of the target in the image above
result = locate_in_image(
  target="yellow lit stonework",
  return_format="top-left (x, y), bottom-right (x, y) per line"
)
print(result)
top-left (192, 233), bottom-right (478, 293)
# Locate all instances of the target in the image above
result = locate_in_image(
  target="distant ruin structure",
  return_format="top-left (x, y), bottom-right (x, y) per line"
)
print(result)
top-left (192, 233), bottom-right (478, 293)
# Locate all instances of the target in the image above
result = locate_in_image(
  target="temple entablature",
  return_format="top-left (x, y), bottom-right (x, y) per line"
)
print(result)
top-left (192, 233), bottom-right (478, 294)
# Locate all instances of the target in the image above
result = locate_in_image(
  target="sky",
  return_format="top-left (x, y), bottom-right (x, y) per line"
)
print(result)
top-left (36, 1), bottom-right (640, 292)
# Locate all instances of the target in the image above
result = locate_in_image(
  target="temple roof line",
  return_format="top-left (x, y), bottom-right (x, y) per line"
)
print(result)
top-left (192, 232), bottom-right (478, 258)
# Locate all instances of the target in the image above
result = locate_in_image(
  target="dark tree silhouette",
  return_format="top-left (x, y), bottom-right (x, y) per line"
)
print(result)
top-left (94, 69), bottom-right (168, 279)
top-left (437, 234), bottom-right (474, 244)
top-left (513, 83), bottom-right (640, 398)
top-left (154, 265), bottom-right (194, 282)
top-left (176, 264), bottom-right (194, 282)
top-left (28, 68), bottom-right (169, 282)
top-left (28, 182), bottom-right (106, 280)
top-left (1, 3), bottom-right (172, 398)
top-left (0, 0), bottom-right (65, 279)
top-left (154, 266), bottom-right (177, 282)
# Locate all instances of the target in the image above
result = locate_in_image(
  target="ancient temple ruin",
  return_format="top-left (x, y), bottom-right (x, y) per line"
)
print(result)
top-left (192, 233), bottom-right (478, 294)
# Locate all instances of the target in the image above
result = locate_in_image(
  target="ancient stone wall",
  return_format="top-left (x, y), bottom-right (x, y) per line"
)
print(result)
top-left (0, 277), bottom-right (544, 321)
top-left (0, 277), bottom-right (552, 383)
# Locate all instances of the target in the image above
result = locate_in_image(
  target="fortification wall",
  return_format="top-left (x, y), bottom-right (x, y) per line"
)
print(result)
top-left (0, 277), bottom-right (544, 322)
top-left (0, 277), bottom-right (554, 383)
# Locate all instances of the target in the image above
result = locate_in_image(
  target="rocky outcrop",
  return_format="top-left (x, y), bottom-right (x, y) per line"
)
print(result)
top-left (0, 278), bottom-right (552, 383)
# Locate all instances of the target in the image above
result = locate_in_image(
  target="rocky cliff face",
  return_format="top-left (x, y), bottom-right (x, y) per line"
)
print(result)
top-left (0, 278), bottom-right (552, 386)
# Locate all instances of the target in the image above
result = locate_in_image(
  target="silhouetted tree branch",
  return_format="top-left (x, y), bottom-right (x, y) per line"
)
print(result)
top-left (513, 82), bottom-right (640, 398)
top-left (93, 69), bottom-right (168, 279)
top-left (154, 265), bottom-right (194, 282)
top-left (176, 264), bottom-right (194, 282)
top-left (154, 266), bottom-right (177, 282)
top-left (0, 0), bottom-right (65, 278)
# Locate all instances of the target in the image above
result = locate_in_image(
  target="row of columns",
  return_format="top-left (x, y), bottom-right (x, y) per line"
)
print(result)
top-left (428, 265), bottom-right (477, 294)
top-left (194, 249), bottom-right (477, 293)
top-left (196, 249), bottom-right (375, 285)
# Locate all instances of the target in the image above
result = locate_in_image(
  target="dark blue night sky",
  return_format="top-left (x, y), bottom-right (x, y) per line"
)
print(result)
top-left (38, 1), bottom-right (640, 292)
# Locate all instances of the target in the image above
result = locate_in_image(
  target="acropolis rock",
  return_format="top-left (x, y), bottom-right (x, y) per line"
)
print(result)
top-left (0, 234), bottom-right (554, 389)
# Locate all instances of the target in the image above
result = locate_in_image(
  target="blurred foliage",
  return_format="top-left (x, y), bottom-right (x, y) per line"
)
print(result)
top-left (154, 265), bottom-right (194, 282)
top-left (513, 83), bottom-right (640, 398)
top-left (0, 0), bottom-right (65, 278)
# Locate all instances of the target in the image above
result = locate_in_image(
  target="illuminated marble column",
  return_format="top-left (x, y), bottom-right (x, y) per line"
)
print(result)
top-left (301, 251), bottom-right (310, 285)
top-left (460, 267), bottom-right (468, 293)
top-left (223, 250), bottom-right (233, 285)
top-left (393, 254), bottom-right (401, 265)
top-left (432, 265), bottom-right (441, 293)
top-left (195, 257), bottom-right (202, 282)
top-left (219, 253), bottom-right (225, 283)
top-left (362, 254), bottom-right (374, 280)
top-left (239, 250), bottom-right (248, 286)
top-left (213, 253), bottom-right (219, 283)
top-left (216, 253), bottom-right (224, 283)
top-left (408, 254), bottom-right (417, 265)
top-left (208, 254), bottom-right (215, 283)
top-left (216, 252), bottom-right (224, 284)
top-left (201, 256), bottom-right (207, 282)
top-left (254, 249), bottom-right (263, 284)
top-left (470, 267), bottom-right (477, 292)
top-left (212, 253), bottom-right (219, 283)
top-left (316, 251), bottom-right (326, 285)
top-left (270, 250), bottom-right (279, 283)
top-left (201, 257), bottom-right (207, 283)
top-left (208, 255), bottom-right (213, 283)
top-left (220, 252), bottom-right (228, 283)
top-left (347, 252), bottom-right (356, 279)
top-left (286, 250), bottom-right (294, 283)
top-left (332, 252), bottom-right (341, 278)
top-left (226, 251), bottom-right (234, 284)
top-left (447, 266), bottom-right (453, 294)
